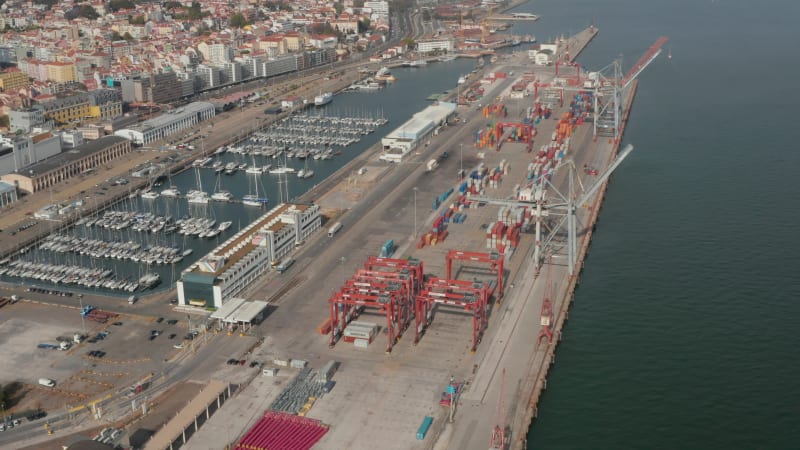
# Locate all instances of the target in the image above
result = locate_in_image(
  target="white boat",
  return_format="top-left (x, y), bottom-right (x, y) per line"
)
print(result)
top-left (458, 75), bottom-right (466, 85)
top-left (242, 195), bottom-right (269, 207)
top-left (218, 221), bottom-right (232, 232)
top-left (141, 190), bottom-right (160, 200)
top-left (211, 191), bottom-right (233, 202)
top-left (182, 248), bottom-right (193, 257)
top-left (314, 92), bottom-right (333, 106)
top-left (245, 166), bottom-right (263, 174)
top-left (269, 166), bottom-right (296, 174)
top-left (204, 229), bottom-right (220, 239)
top-left (297, 169), bottom-right (314, 179)
top-left (224, 162), bottom-right (237, 175)
top-left (161, 187), bottom-right (181, 197)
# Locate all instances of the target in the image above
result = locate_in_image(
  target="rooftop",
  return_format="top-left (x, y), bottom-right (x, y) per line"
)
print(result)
top-left (19, 135), bottom-right (129, 177)
top-left (0, 181), bottom-right (16, 194)
top-left (190, 203), bottom-right (313, 278)
top-left (122, 102), bottom-right (214, 132)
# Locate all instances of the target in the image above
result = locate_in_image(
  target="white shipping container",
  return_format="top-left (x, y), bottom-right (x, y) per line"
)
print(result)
top-left (273, 359), bottom-right (289, 367)
top-left (290, 359), bottom-right (307, 369)
top-left (263, 368), bottom-right (278, 377)
top-left (354, 339), bottom-right (370, 348)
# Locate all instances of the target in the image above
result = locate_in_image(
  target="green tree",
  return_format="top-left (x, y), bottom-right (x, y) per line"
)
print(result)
top-left (163, 1), bottom-right (181, 10)
top-left (357, 18), bottom-right (370, 34)
top-left (108, 0), bottom-right (135, 12)
top-left (187, 1), bottom-right (203, 20)
top-left (112, 31), bottom-right (124, 41)
top-left (129, 15), bottom-right (146, 25)
top-left (0, 115), bottom-right (8, 129)
top-left (123, 32), bottom-right (134, 41)
top-left (77, 4), bottom-right (99, 20)
top-left (230, 12), bottom-right (248, 28)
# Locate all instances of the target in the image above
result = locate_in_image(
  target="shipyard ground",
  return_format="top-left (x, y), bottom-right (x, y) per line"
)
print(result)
top-left (0, 27), bottom-right (639, 450)
top-left (180, 28), bottom-right (627, 450)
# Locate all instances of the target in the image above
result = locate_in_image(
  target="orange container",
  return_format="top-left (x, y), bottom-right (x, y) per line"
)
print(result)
top-left (317, 318), bottom-right (332, 335)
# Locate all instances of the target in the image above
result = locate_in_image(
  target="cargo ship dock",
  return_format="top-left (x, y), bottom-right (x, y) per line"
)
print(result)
top-left (174, 27), bottom-right (664, 450)
top-left (0, 25), bottom-right (668, 450)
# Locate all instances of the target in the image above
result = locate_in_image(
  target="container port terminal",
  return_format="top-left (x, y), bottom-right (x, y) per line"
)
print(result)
top-left (0, 24), bottom-right (669, 450)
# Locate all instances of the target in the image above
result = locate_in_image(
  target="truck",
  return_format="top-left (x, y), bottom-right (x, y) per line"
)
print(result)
top-left (327, 222), bottom-right (342, 238)
top-left (379, 239), bottom-right (395, 258)
top-left (427, 159), bottom-right (439, 172)
top-left (59, 341), bottom-right (71, 351)
top-left (276, 258), bottom-right (294, 273)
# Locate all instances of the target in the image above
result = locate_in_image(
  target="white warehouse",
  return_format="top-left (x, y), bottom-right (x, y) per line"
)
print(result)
top-left (380, 102), bottom-right (456, 163)
top-left (114, 102), bottom-right (215, 145)
top-left (177, 203), bottom-right (321, 309)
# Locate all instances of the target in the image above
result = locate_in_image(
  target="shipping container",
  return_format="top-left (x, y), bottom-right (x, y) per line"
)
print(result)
top-left (290, 359), bottom-right (307, 369)
top-left (417, 416), bottom-right (433, 440)
top-left (320, 360), bottom-right (339, 384)
top-left (323, 380), bottom-right (336, 393)
top-left (354, 338), bottom-right (370, 348)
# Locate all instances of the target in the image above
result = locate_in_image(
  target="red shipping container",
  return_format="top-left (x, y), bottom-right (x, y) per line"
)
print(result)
top-left (438, 230), bottom-right (449, 242)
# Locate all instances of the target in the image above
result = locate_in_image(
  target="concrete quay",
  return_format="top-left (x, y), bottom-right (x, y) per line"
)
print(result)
top-left (170, 26), bottom-right (632, 450)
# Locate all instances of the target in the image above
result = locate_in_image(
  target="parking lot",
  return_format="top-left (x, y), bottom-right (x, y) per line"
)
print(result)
top-left (0, 301), bottom-right (195, 415)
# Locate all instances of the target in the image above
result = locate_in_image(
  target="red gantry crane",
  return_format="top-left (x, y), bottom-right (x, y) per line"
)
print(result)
top-left (415, 277), bottom-right (491, 352)
top-left (446, 250), bottom-right (504, 302)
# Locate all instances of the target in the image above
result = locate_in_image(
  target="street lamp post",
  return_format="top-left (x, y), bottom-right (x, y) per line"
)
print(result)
top-left (460, 143), bottom-right (463, 179)
top-left (413, 187), bottom-right (418, 238)
top-left (78, 294), bottom-right (85, 334)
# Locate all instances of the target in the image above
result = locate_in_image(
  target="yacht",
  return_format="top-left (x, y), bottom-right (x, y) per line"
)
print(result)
top-left (210, 190), bottom-right (233, 202)
top-left (314, 92), bottom-right (333, 106)
top-left (218, 221), bottom-right (232, 232)
top-left (269, 166), bottom-right (296, 174)
top-left (245, 165), bottom-right (263, 174)
top-left (161, 187), bottom-right (181, 197)
top-left (141, 190), bottom-right (160, 200)
top-left (182, 248), bottom-right (194, 257)
top-left (242, 194), bottom-right (269, 207)
top-left (224, 162), bottom-right (238, 175)
top-left (297, 169), bottom-right (314, 179)
top-left (458, 75), bottom-right (466, 85)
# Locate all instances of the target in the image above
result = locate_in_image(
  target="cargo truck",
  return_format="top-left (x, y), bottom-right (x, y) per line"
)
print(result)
top-left (276, 258), bottom-right (294, 273)
top-left (427, 159), bottom-right (439, 171)
top-left (328, 222), bottom-right (342, 237)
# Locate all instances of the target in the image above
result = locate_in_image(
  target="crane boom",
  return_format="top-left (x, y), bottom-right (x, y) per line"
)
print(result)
top-left (577, 144), bottom-right (634, 205)
top-left (621, 37), bottom-right (668, 89)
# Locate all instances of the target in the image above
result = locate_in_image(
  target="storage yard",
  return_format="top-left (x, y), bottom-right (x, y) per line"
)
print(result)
top-left (0, 24), bottom-right (668, 450)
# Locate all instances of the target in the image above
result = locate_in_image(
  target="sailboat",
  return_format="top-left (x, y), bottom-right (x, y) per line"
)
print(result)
top-left (242, 173), bottom-right (269, 207)
top-left (667, 47), bottom-right (672, 59)
top-left (245, 153), bottom-right (263, 174)
top-left (297, 156), bottom-right (314, 179)
top-left (210, 172), bottom-right (232, 202)
top-left (186, 167), bottom-right (209, 204)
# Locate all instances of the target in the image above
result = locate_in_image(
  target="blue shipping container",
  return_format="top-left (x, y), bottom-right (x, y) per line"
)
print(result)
top-left (417, 416), bottom-right (433, 440)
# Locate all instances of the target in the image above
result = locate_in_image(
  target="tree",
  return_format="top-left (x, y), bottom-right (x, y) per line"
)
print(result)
top-left (112, 31), bottom-right (124, 41)
top-left (187, 1), bottom-right (203, 20)
top-left (357, 18), bottom-right (370, 34)
top-left (123, 32), bottom-right (134, 41)
top-left (0, 115), bottom-right (8, 129)
top-left (77, 4), bottom-right (99, 20)
top-left (108, 0), bottom-right (135, 12)
top-left (129, 15), bottom-right (146, 25)
top-left (230, 13), bottom-right (248, 28)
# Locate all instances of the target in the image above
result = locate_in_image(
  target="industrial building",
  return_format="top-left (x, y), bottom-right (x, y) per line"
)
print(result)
top-left (0, 136), bottom-right (131, 193)
top-left (417, 38), bottom-right (455, 54)
top-left (380, 101), bottom-right (456, 162)
top-left (209, 298), bottom-right (270, 333)
top-left (177, 203), bottom-right (321, 308)
top-left (0, 131), bottom-right (61, 176)
top-left (114, 102), bottom-right (215, 145)
top-left (0, 181), bottom-right (18, 208)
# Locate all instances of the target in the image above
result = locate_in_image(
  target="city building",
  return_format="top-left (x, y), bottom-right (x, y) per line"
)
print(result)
top-left (0, 69), bottom-right (30, 92)
top-left (380, 101), bottom-right (456, 162)
top-left (177, 203), bottom-right (321, 308)
top-left (417, 38), bottom-right (455, 54)
top-left (8, 109), bottom-right (48, 134)
top-left (121, 72), bottom-right (184, 104)
top-left (0, 135), bottom-right (131, 193)
top-left (364, 1), bottom-right (390, 20)
top-left (0, 132), bottom-right (62, 176)
top-left (114, 102), bottom-right (215, 145)
top-left (0, 180), bottom-right (18, 208)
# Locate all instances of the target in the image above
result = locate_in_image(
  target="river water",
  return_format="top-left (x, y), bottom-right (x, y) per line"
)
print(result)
top-left (511, 0), bottom-right (800, 447)
top-left (2, 58), bottom-right (478, 294)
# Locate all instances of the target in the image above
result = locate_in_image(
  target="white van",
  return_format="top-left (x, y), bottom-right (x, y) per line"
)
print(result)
top-left (39, 378), bottom-right (55, 387)
top-left (328, 222), bottom-right (342, 238)
top-left (128, 295), bottom-right (137, 304)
